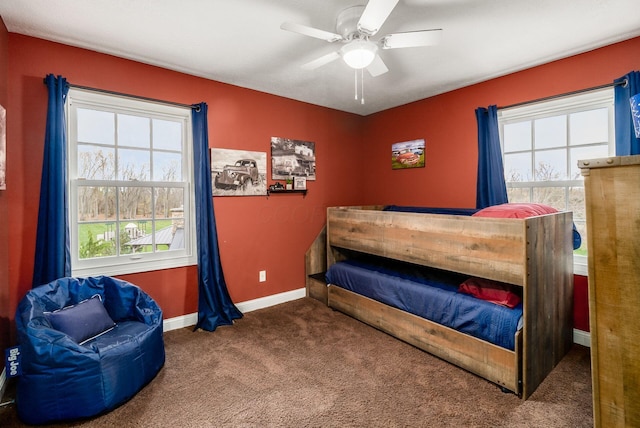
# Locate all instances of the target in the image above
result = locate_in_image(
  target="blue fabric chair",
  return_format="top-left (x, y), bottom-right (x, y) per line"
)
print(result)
top-left (15, 276), bottom-right (165, 425)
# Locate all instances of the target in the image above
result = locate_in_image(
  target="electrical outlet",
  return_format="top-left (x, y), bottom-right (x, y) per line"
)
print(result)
top-left (259, 270), bottom-right (266, 282)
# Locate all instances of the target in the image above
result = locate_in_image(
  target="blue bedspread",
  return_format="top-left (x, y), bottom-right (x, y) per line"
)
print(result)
top-left (326, 259), bottom-right (522, 350)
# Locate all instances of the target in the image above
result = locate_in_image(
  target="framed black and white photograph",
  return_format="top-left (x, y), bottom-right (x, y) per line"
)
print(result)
top-left (271, 137), bottom-right (316, 181)
top-left (211, 148), bottom-right (267, 196)
top-left (294, 176), bottom-right (306, 190)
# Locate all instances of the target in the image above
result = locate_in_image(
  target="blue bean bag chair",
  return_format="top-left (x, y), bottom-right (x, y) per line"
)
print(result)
top-left (15, 276), bottom-right (165, 425)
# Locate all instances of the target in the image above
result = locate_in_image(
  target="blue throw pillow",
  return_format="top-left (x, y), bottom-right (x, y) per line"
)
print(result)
top-left (44, 295), bottom-right (116, 344)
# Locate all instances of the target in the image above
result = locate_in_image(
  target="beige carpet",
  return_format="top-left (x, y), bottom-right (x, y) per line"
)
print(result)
top-left (0, 297), bottom-right (593, 427)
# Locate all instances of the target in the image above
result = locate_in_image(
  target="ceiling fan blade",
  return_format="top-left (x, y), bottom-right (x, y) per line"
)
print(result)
top-left (367, 55), bottom-right (389, 77)
top-left (280, 22), bottom-right (343, 43)
top-left (301, 51), bottom-right (341, 70)
top-left (381, 29), bottom-right (443, 49)
top-left (357, 0), bottom-right (400, 36)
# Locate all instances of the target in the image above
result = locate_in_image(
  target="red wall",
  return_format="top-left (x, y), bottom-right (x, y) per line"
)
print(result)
top-left (361, 36), bottom-right (640, 332)
top-left (5, 30), bottom-right (639, 341)
top-left (362, 37), bottom-right (640, 207)
top-left (573, 275), bottom-right (590, 332)
top-left (0, 17), bottom-right (10, 354)
top-left (6, 35), bottom-right (365, 324)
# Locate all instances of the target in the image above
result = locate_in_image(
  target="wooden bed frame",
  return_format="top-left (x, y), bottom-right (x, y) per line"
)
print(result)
top-left (308, 205), bottom-right (573, 399)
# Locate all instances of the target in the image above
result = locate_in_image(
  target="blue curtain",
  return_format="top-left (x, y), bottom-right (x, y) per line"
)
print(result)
top-left (475, 105), bottom-right (508, 209)
top-left (614, 71), bottom-right (640, 156)
top-left (32, 74), bottom-right (71, 288)
top-left (192, 102), bottom-right (243, 331)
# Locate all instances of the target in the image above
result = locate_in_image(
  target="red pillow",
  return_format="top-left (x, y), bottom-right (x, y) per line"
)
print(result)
top-left (458, 277), bottom-right (521, 308)
top-left (472, 203), bottom-right (558, 218)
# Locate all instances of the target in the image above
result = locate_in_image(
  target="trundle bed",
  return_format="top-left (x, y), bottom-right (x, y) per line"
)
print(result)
top-left (319, 205), bottom-right (574, 399)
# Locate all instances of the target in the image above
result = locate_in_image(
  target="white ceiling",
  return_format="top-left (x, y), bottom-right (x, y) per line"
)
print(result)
top-left (1, 0), bottom-right (639, 116)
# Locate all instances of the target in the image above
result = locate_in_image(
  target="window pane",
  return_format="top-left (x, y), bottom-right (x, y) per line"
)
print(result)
top-left (568, 186), bottom-right (586, 221)
top-left (153, 152), bottom-right (182, 181)
top-left (569, 146), bottom-right (609, 180)
top-left (78, 145), bottom-right (115, 180)
top-left (118, 148), bottom-right (150, 180)
top-left (570, 108), bottom-right (608, 146)
top-left (119, 220), bottom-right (154, 255)
top-left (153, 119), bottom-right (182, 151)
top-left (118, 186), bottom-right (152, 221)
top-left (118, 114), bottom-right (150, 148)
top-left (119, 222), bottom-right (137, 255)
top-left (573, 220), bottom-right (588, 256)
top-left (535, 115), bottom-right (566, 149)
top-left (569, 187), bottom-right (587, 265)
top-left (120, 221), bottom-right (147, 239)
top-left (535, 149), bottom-right (567, 180)
top-left (507, 187), bottom-right (530, 203)
top-left (77, 186), bottom-right (116, 221)
top-left (503, 121), bottom-right (531, 152)
top-left (77, 108), bottom-right (114, 145)
top-left (504, 152), bottom-right (532, 182)
top-left (77, 222), bottom-right (117, 259)
top-left (154, 188), bottom-right (185, 251)
top-left (154, 188), bottom-right (184, 220)
top-left (532, 187), bottom-right (566, 210)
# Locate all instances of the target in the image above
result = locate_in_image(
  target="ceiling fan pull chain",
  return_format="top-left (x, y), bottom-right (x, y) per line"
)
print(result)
top-left (361, 68), bottom-right (365, 105)
top-left (354, 69), bottom-right (358, 100)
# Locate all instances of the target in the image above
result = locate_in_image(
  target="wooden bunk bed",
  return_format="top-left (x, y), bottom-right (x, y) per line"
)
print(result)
top-left (308, 205), bottom-right (573, 399)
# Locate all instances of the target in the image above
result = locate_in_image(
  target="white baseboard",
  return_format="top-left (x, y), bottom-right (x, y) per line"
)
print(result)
top-left (162, 287), bottom-right (306, 332)
top-left (573, 329), bottom-right (591, 347)
top-left (235, 288), bottom-right (306, 313)
top-left (162, 313), bottom-right (198, 332)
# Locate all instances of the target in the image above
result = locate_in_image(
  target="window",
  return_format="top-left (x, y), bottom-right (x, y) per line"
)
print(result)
top-left (498, 88), bottom-right (615, 275)
top-left (67, 89), bottom-right (196, 277)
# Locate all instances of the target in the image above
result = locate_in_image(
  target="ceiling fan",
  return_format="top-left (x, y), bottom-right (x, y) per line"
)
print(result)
top-left (280, 0), bottom-right (442, 77)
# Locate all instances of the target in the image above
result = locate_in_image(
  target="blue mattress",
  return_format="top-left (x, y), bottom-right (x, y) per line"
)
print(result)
top-left (326, 259), bottom-right (522, 350)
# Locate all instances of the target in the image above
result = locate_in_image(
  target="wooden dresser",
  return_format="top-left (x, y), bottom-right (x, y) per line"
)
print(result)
top-left (579, 155), bottom-right (640, 428)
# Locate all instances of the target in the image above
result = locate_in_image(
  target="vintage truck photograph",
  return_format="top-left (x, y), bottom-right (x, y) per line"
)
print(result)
top-left (211, 148), bottom-right (267, 196)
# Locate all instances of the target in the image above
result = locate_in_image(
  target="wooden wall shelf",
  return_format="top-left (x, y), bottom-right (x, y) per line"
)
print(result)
top-left (266, 189), bottom-right (307, 197)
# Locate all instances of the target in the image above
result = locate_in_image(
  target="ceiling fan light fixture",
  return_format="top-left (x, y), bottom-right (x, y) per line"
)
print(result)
top-left (341, 40), bottom-right (377, 69)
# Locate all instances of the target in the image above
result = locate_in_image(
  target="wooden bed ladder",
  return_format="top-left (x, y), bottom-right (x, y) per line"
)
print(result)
top-left (305, 225), bottom-right (327, 305)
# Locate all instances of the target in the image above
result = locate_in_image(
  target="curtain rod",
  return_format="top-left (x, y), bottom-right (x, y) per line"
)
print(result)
top-left (43, 79), bottom-right (200, 111)
top-left (498, 79), bottom-right (627, 110)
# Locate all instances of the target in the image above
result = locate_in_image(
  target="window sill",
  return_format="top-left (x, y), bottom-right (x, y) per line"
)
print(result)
top-left (574, 261), bottom-right (588, 277)
top-left (72, 256), bottom-right (197, 277)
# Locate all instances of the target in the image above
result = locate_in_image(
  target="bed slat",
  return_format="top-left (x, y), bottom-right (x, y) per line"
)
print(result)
top-left (327, 208), bottom-right (526, 286)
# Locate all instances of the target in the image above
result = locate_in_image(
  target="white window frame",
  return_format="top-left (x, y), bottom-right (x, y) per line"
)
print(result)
top-left (498, 88), bottom-right (615, 276)
top-left (67, 88), bottom-right (197, 277)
